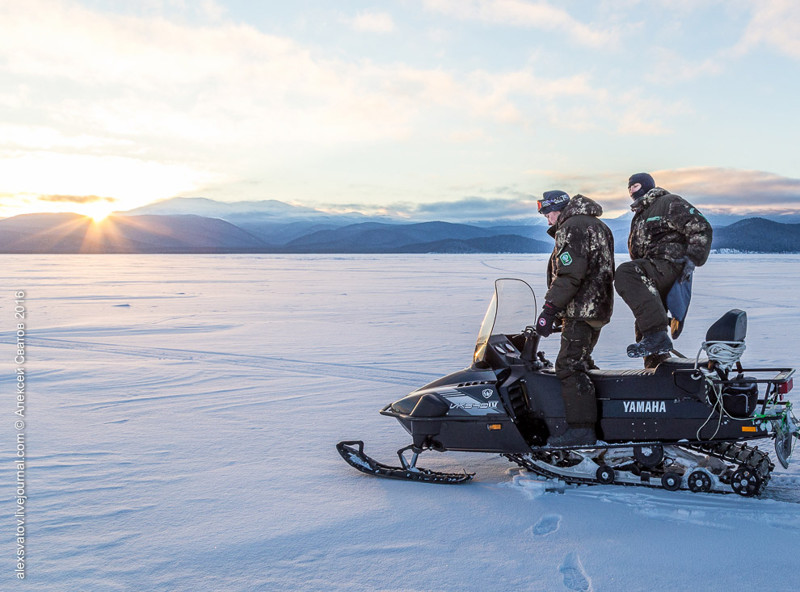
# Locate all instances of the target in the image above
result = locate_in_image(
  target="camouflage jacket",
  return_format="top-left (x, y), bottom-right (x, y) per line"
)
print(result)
top-left (628, 188), bottom-right (712, 266)
top-left (545, 195), bottom-right (615, 323)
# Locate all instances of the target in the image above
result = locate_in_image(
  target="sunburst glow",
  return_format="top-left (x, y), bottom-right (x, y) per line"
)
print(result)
top-left (0, 152), bottom-right (220, 219)
top-left (87, 205), bottom-right (115, 223)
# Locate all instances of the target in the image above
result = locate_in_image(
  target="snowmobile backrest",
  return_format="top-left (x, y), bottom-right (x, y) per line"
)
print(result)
top-left (705, 309), bottom-right (747, 343)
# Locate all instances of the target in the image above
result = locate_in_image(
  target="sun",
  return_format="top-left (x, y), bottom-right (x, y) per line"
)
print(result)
top-left (86, 204), bottom-right (115, 223)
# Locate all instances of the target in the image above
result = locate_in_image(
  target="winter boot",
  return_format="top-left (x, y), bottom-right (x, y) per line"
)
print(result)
top-left (547, 426), bottom-right (597, 447)
top-left (627, 330), bottom-right (673, 358)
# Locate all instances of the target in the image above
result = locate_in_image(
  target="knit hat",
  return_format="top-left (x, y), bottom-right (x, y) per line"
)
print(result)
top-left (628, 173), bottom-right (655, 199)
top-left (537, 190), bottom-right (570, 215)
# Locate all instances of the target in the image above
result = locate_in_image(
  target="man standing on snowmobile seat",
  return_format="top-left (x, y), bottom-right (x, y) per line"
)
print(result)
top-left (615, 173), bottom-right (712, 367)
top-left (535, 190), bottom-right (615, 447)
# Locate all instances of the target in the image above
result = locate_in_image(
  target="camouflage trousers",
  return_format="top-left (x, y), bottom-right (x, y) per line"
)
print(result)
top-left (614, 258), bottom-right (681, 337)
top-left (555, 319), bottom-right (601, 426)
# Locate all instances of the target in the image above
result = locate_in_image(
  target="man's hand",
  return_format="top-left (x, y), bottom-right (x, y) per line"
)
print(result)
top-left (536, 302), bottom-right (562, 337)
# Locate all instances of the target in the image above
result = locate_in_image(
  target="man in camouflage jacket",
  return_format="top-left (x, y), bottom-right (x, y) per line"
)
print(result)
top-left (535, 190), bottom-right (615, 446)
top-left (615, 173), bottom-right (712, 365)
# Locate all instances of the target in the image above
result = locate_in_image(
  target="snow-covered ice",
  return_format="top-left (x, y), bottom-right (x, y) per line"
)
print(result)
top-left (1, 253), bottom-right (799, 591)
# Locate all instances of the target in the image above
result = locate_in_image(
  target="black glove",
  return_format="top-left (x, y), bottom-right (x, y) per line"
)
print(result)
top-left (536, 302), bottom-right (562, 337)
top-left (677, 256), bottom-right (695, 283)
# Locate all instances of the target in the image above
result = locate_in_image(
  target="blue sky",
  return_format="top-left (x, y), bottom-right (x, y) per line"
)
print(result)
top-left (1, 0), bottom-right (799, 221)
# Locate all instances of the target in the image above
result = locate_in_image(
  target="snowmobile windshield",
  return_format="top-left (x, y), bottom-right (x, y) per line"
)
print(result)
top-left (473, 278), bottom-right (538, 365)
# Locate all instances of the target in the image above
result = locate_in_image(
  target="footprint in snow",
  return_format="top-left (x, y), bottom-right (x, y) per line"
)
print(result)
top-left (532, 514), bottom-right (561, 536)
top-left (560, 551), bottom-right (591, 592)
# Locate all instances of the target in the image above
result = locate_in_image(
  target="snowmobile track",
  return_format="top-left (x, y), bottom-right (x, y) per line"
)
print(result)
top-left (504, 440), bottom-right (774, 497)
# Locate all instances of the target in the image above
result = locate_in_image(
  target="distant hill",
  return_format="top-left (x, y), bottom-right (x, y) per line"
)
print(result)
top-left (124, 196), bottom-right (385, 227)
top-left (115, 196), bottom-right (800, 254)
top-left (284, 221), bottom-right (519, 252)
top-left (281, 222), bottom-right (552, 253)
top-left (124, 197), bottom-right (320, 219)
top-left (0, 213), bottom-right (266, 253)
top-left (711, 217), bottom-right (800, 252)
top-left (399, 234), bottom-right (551, 254)
top-left (1, 211), bottom-right (799, 254)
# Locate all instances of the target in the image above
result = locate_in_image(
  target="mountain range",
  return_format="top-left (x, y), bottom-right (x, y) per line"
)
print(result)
top-left (1, 197), bottom-right (799, 254)
top-left (0, 213), bottom-right (263, 253)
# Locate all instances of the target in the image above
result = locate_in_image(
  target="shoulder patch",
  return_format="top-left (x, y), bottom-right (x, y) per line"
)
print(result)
top-left (559, 251), bottom-right (573, 266)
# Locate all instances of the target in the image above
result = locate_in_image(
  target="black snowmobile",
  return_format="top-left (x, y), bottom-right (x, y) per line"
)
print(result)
top-left (337, 279), bottom-right (798, 496)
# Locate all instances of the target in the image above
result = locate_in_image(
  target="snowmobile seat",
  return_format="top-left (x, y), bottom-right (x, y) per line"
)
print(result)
top-left (657, 357), bottom-right (707, 371)
top-left (589, 357), bottom-right (707, 402)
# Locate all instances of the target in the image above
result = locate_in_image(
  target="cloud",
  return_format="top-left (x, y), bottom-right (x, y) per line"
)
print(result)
top-left (347, 11), bottom-right (395, 33)
top-left (0, 151), bottom-right (221, 213)
top-left (413, 196), bottom-right (539, 219)
top-left (459, 167), bottom-right (800, 219)
top-left (0, 0), bottom-right (746, 215)
top-left (0, 123), bottom-right (132, 151)
top-left (613, 90), bottom-right (692, 135)
top-left (320, 180), bottom-right (646, 223)
top-left (734, 0), bottom-right (800, 60)
top-left (39, 194), bottom-right (118, 204)
top-left (644, 1), bottom-right (800, 85)
top-left (569, 167), bottom-right (800, 217)
top-left (421, 0), bottom-right (617, 48)
top-left (648, 48), bottom-right (724, 84)
top-left (314, 194), bottom-right (543, 223)
top-left (0, 1), bottom-right (629, 157)
top-left (655, 167), bottom-right (800, 211)
top-left (0, 3), bottom-right (435, 153)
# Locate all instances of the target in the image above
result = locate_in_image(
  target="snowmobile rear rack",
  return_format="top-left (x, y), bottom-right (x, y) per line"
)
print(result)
top-left (704, 367), bottom-right (794, 386)
top-left (701, 367), bottom-right (795, 418)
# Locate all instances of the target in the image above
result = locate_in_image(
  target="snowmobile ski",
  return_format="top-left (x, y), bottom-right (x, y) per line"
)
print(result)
top-left (335, 441), bottom-right (474, 484)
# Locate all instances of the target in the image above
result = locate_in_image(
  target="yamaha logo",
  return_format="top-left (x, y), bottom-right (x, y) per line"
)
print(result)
top-left (623, 400), bottom-right (667, 413)
top-left (482, 389), bottom-right (493, 399)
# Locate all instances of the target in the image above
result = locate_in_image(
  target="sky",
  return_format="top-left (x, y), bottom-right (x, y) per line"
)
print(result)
top-left (1, 0), bottom-right (799, 222)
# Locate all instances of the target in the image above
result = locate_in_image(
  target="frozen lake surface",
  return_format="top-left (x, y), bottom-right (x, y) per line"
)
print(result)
top-left (1, 254), bottom-right (800, 591)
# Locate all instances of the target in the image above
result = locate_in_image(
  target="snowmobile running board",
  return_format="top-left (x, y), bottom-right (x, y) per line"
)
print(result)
top-left (335, 441), bottom-right (474, 484)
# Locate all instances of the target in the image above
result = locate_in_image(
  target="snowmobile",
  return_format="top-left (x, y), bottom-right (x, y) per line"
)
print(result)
top-left (337, 279), bottom-right (799, 497)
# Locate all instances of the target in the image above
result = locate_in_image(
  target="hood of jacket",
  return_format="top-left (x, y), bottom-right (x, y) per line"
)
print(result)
top-left (630, 187), bottom-right (669, 212)
top-left (547, 194), bottom-right (603, 236)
